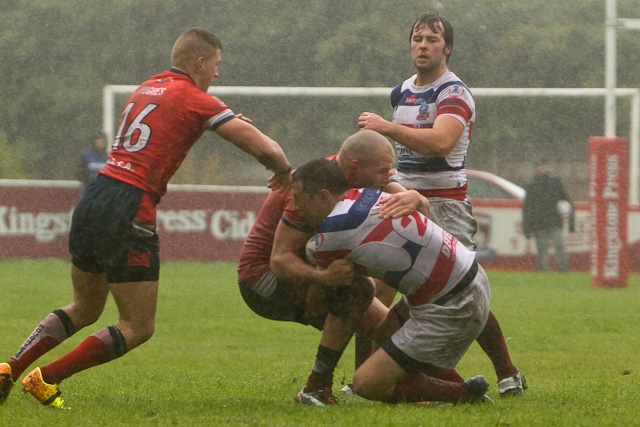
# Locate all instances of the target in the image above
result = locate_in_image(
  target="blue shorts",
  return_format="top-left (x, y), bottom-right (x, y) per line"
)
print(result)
top-left (69, 175), bottom-right (160, 283)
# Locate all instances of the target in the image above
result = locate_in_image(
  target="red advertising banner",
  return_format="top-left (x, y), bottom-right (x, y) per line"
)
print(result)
top-left (0, 180), bottom-right (268, 262)
top-left (0, 180), bottom-right (79, 258)
top-left (156, 185), bottom-right (268, 261)
top-left (2, 179), bottom-right (639, 272)
top-left (588, 137), bottom-right (629, 288)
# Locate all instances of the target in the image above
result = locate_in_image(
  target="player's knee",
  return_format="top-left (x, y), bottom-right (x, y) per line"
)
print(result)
top-left (351, 373), bottom-right (367, 398)
top-left (122, 321), bottom-right (155, 349)
top-left (352, 371), bottom-right (380, 401)
top-left (138, 322), bottom-right (155, 344)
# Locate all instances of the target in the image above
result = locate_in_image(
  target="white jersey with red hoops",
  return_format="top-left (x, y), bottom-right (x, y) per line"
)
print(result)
top-left (390, 70), bottom-right (475, 199)
top-left (315, 188), bottom-right (476, 305)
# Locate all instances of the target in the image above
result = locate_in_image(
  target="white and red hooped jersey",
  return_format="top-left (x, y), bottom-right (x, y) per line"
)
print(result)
top-left (390, 70), bottom-right (475, 200)
top-left (315, 188), bottom-right (476, 304)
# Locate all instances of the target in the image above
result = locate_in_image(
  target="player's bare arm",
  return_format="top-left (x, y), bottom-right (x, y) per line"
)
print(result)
top-left (270, 222), bottom-right (354, 287)
top-left (379, 182), bottom-right (430, 219)
top-left (215, 117), bottom-right (292, 190)
top-left (358, 112), bottom-right (463, 157)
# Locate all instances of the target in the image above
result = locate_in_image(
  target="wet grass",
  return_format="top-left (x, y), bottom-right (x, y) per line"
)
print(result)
top-left (2, 259), bottom-right (639, 426)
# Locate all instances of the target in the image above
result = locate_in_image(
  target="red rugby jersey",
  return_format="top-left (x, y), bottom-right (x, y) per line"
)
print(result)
top-left (101, 69), bottom-right (235, 202)
top-left (237, 155), bottom-right (337, 285)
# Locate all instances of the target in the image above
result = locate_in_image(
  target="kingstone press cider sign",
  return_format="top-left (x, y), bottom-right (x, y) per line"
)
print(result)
top-left (0, 182), bottom-right (267, 261)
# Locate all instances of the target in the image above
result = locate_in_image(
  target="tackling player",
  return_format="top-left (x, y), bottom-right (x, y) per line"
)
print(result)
top-left (0, 27), bottom-right (292, 408)
top-left (238, 130), bottom-right (430, 406)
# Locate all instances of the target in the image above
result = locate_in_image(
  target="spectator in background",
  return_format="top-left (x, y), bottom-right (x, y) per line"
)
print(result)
top-left (522, 158), bottom-right (575, 273)
top-left (76, 131), bottom-right (109, 188)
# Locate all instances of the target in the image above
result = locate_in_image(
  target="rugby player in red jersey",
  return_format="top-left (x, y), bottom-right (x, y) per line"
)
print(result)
top-left (0, 27), bottom-right (292, 408)
top-left (238, 130), bottom-right (431, 405)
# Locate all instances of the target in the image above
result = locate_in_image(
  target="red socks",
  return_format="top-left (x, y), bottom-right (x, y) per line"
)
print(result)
top-left (390, 372), bottom-right (470, 404)
top-left (9, 310), bottom-right (75, 381)
top-left (421, 364), bottom-right (465, 383)
top-left (40, 326), bottom-right (127, 385)
top-left (475, 311), bottom-right (517, 379)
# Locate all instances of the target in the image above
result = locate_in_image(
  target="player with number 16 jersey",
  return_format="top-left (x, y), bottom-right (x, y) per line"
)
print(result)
top-left (0, 28), bottom-right (292, 409)
top-left (101, 69), bottom-right (235, 222)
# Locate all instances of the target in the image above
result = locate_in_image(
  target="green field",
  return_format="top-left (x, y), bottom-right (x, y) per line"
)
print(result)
top-left (2, 259), bottom-right (639, 426)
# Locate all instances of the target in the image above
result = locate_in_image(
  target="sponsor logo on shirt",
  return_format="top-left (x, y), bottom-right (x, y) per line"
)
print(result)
top-left (406, 94), bottom-right (424, 105)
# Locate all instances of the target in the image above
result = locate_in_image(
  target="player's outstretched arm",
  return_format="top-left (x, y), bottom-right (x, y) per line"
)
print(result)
top-left (215, 117), bottom-right (292, 190)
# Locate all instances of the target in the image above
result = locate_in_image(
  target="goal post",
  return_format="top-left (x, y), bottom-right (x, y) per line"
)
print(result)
top-left (102, 85), bottom-right (640, 205)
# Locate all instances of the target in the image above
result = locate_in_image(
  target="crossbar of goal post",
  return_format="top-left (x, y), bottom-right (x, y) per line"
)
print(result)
top-left (103, 85), bottom-right (640, 204)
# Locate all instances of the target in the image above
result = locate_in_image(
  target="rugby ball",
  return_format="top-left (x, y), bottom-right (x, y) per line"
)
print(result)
top-left (305, 235), bottom-right (318, 267)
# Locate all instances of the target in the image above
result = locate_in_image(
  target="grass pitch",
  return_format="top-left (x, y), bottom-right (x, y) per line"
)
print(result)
top-left (1, 258), bottom-right (639, 426)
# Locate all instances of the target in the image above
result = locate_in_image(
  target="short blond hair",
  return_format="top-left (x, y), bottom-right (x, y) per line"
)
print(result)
top-left (171, 27), bottom-right (222, 69)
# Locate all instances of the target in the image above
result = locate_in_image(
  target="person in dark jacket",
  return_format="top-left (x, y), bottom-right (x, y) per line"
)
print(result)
top-left (522, 158), bottom-right (575, 273)
top-left (76, 131), bottom-right (109, 188)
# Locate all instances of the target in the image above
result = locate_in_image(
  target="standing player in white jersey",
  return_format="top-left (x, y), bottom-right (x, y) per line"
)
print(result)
top-left (291, 158), bottom-right (492, 404)
top-left (357, 12), bottom-right (526, 396)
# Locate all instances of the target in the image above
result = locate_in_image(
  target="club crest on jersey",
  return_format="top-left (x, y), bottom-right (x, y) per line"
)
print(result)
top-left (398, 146), bottom-right (413, 156)
top-left (416, 101), bottom-right (430, 121)
top-left (449, 84), bottom-right (464, 97)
